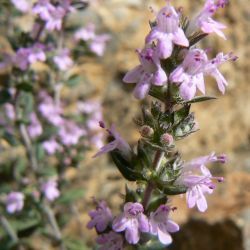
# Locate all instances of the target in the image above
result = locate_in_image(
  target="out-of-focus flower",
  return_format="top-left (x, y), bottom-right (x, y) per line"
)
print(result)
top-left (41, 180), bottom-right (60, 201)
top-left (33, 0), bottom-right (55, 20)
top-left (42, 138), bottom-right (62, 155)
top-left (45, 6), bottom-right (66, 31)
top-left (11, 0), bottom-right (31, 13)
top-left (38, 92), bottom-right (63, 126)
top-left (149, 205), bottom-right (179, 245)
top-left (53, 49), bottom-right (73, 71)
top-left (4, 103), bottom-right (16, 121)
top-left (112, 202), bottom-right (149, 244)
top-left (123, 47), bottom-right (167, 99)
top-left (6, 192), bottom-right (24, 214)
top-left (87, 200), bottom-right (113, 232)
top-left (96, 231), bottom-right (124, 250)
top-left (28, 43), bottom-right (46, 64)
top-left (27, 113), bottom-right (43, 139)
top-left (58, 120), bottom-right (86, 146)
top-left (13, 48), bottom-right (31, 71)
top-left (146, 1), bottom-right (189, 59)
top-left (74, 23), bottom-right (110, 56)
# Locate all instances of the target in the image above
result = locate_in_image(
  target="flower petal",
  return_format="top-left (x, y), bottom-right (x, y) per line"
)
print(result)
top-left (173, 28), bottom-right (189, 47)
top-left (123, 65), bottom-right (142, 83)
top-left (158, 228), bottom-right (173, 245)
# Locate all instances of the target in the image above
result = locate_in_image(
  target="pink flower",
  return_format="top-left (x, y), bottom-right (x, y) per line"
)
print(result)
top-left (53, 49), bottom-right (73, 71)
top-left (145, 2), bottom-right (189, 59)
top-left (96, 232), bottom-right (124, 250)
top-left (176, 152), bottom-right (225, 212)
top-left (123, 47), bottom-right (167, 99)
top-left (33, 0), bottom-right (55, 20)
top-left (41, 180), bottom-right (60, 201)
top-left (89, 34), bottom-right (110, 56)
top-left (11, 0), bottom-right (31, 13)
top-left (45, 6), bottom-right (66, 31)
top-left (4, 103), bottom-right (16, 121)
top-left (42, 139), bottom-right (62, 155)
top-left (204, 52), bottom-right (238, 94)
top-left (6, 192), bottom-right (24, 214)
top-left (13, 48), bottom-right (31, 71)
top-left (189, 0), bottom-right (228, 39)
top-left (170, 49), bottom-right (208, 100)
top-left (28, 43), bottom-right (46, 64)
top-left (38, 92), bottom-right (63, 126)
top-left (27, 113), bottom-right (43, 139)
top-left (74, 23), bottom-right (110, 56)
top-left (149, 205), bottom-right (179, 245)
top-left (112, 202), bottom-right (149, 244)
top-left (87, 200), bottom-right (113, 233)
top-left (170, 49), bottom-right (236, 100)
top-left (58, 120), bottom-right (86, 146)
top-left (93, 124), bottom-right (131, 159)
top-left (74, 23), bottom-right (96, 41)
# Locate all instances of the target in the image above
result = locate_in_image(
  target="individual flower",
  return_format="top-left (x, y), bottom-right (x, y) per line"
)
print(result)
top-left (42, 138), bottom-right (62, 155)
top-left (74, 23), bottom-right (110, 56)
top-left (45, 6), bottom-right (66, 31)
top-left (204, 52), bottom-right (238, 94)
top-left (32, 0), bottom-right (55, 20)
top-left (28, 43), bottom-right (46, 64)
top-left (53, 49), bottom-right (73, 71)
top-left (112, 202), bottom-right (149, 244)
top-left (96, 231), bottom-right (124, 250)
top-left (93, 123), bottom-right (132, 159)
top-left (170, 48), bottom-right (208, 100)
top-left (87, 200), bottom-right (113, 233)
top-left (149, 205), bottom-right (179, 245)
top-left (58, 120), bottom-right (86, 146)
top-left (188, 0), bottom-right (228, 39)
top-left (175, 152), bottom-right (225, 212)
top-left (11, 0), bottom-right (31, 13)
top-left (6, 192), bottom-right (24, 214)
top-left (41, 180), bottom-right (60, 201)
top-left (74, 23), bottom-right (96, 41)
top-left (38, 92), bottom-right (64, 126)
top-left (4, 103), bottom-right (16, 121)
top-left (89, 34), bottom-right (110, 56)
top-left (123, 47), bottom-right (167, 99)
top-left (145, 1), bottom-right (189, 59)
top-left (27, 113), bottom-right (43, 139)
top-left (13, 48), bottom-right (31, 71)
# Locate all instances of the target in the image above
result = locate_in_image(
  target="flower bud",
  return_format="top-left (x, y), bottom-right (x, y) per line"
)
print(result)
top-left (160, 133), bottom-right (174, 146)
top-left (139, 125), bottom-right (154, 138)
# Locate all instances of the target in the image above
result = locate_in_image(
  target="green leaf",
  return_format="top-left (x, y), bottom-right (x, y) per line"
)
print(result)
top-left (57, 189), bottom-right (85, 204)
top-left (35, 144), bottom-right (45, 162)
top-left (184, 95), bottom-right (217, 104)
top-left (188, 32), bottom-right (208, 46)
top-left (163, 185), bottom-right (187, 195)
top-left (138, 239), bottom-right (166, 250)
top-left (67, 75), bottom-right (82, 87)
top-left (147, 195), bottom-right (167, 213)
top-left (16, 83), bottom-right (33, 92)
top-left (16, 91), bottom-right (34, 121)
top-left (110, 150), bottom-right (143, 181)
top-left (137, 140), bottom-right (152, 170)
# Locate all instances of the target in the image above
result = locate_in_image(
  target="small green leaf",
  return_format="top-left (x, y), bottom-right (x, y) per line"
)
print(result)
top-left (184, 95), bottom-right (217, 104)
top-left (67, 75), bottom-right (82, 87)
top-left (0, 89), bottom-right (11, 105)
top-left (173, 105), bottom-right (190, 125)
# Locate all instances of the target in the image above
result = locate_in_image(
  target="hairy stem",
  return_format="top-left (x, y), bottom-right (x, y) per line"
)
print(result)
top-left (142, 150), bottom-right (165, 210)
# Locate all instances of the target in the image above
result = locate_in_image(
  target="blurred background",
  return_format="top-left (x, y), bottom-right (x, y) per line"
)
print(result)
top-left (1, 0), bottom-right (250, 249)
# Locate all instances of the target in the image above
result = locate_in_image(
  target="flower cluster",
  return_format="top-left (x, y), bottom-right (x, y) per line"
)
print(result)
top-left (0, 0), bottom-right (109, 248)
top-left (88, 201), bottom-right (178, 248)
top-left (89, 0), bottom-right (236, 249)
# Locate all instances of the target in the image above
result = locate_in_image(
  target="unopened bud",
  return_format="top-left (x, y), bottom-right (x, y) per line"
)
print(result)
top-left (160, 133), bottom-right (174, 146)
top-left (139, 125), bottom-right (154, 138)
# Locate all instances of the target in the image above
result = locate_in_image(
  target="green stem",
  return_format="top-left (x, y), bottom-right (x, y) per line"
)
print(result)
top-left (0, 215), bottom-right (18, 244)
top-left (142, 150), bottom-right (165, 210)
